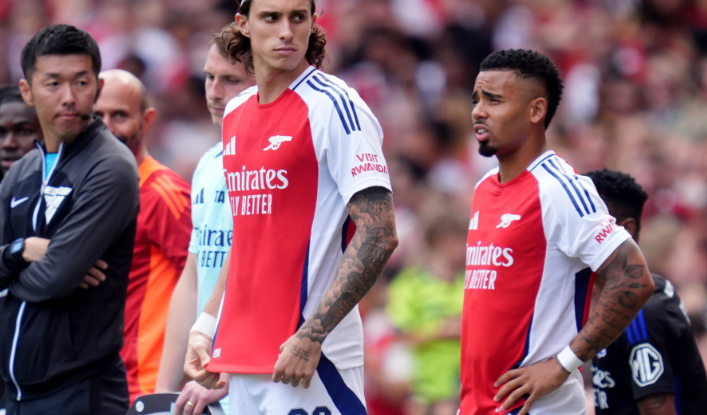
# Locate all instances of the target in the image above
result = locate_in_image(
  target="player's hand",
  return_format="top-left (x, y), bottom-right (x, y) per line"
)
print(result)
top-left (272, 334), bottom-right (321, 388)
top-left (493, 357), bottom-right (570, 415)
top-left (79, 259), bottom-right (108, 289)
top-left (22, 237), bottom-right (49, 262)
top-left (184, 332), bottom-right (225, 390)
top-left (174, 377), bottom-right (229, 415)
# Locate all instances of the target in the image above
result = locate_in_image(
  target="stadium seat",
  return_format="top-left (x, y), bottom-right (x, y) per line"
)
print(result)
top-left (127, 393), bottom-right (226, 415)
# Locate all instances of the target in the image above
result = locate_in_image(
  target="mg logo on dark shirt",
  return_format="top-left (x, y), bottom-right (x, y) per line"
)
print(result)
top-left (630, 343), bottom-right (664, 387)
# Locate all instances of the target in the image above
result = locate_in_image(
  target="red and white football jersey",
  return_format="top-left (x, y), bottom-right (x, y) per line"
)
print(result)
top-left (208, 67), bottom-right (391, 374)
top-left (460, 151), bottom-right (631, 415)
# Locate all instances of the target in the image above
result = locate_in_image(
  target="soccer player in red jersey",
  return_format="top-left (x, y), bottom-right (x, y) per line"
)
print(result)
top-left (96, 69), bottom-right (192, 403)
top-left (461, 49), bottom-right (655, 415)
top-left (183, 0), bottom-right (399, 414)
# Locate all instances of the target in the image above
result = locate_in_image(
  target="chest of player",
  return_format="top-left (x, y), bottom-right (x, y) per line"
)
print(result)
top-left (465, 172), bottom-right (546, 290)
top-left (220, 93), bottom-right (319, 218)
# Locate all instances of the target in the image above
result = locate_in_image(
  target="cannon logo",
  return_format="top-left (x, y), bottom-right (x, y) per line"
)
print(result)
top-left (264, 136), bottom-right (292, 151)
top-left (496, 214), bottom-right (521, 229)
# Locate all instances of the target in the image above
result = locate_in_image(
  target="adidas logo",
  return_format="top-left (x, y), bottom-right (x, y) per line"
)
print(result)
top-left (224, 136), bottom-right (236, 156)
top-left (469, 211), bottom-right (479, 230)
top-left (44, 186), bottom-right (72, 224)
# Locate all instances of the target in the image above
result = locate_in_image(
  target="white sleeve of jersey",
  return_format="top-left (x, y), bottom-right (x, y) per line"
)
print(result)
top-left (543, 171), bottom-right (632, 271)
top-left (321, 83), bottom-right (392, 204)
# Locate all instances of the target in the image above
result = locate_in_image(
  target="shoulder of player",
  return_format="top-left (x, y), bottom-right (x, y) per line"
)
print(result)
top-left (224, 86), bottom-right (258, 117)
top-left (645, 275), bottom-right (690, 324)
top-left (530, 154), bottom-right (599, 213)
top-left (142, 169), bottom-right (190, 217)
top-left (293, 70), bottom-right (372, 127)
top-left (194, 143), bottom-right (223, 173)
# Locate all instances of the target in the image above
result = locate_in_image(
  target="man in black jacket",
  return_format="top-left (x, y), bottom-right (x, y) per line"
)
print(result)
top-left (588, 169), bottom-right (707, 415)
top-left (0, 25), bottom-right (139, 414)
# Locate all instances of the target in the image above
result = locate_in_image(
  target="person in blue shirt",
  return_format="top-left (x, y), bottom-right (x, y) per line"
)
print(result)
top-left (155, 23), bottom-right (255, 415)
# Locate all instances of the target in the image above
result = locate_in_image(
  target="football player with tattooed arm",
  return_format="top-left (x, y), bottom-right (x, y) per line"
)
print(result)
top-left (182, 0), bottom-right (398, 414)
top-left (587, 169), bottom-right (707, 415)
top-left (460, 48), bottom-right (655, 415)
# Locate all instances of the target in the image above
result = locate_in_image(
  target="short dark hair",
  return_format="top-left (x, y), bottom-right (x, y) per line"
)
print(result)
top-left (480, 49), bottom-right (564, 129)
top-left (220, 0), bottom-right (326, 76)
top-left (0, 85), bottom-right (25, 107)
top-left (586, 169), bottom-right (649, 236)
top-left (21, 24), bottom-right (102, 83)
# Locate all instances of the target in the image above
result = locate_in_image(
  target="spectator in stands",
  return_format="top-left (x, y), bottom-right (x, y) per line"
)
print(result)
top-left (387, 214), bottom-right (467, 415)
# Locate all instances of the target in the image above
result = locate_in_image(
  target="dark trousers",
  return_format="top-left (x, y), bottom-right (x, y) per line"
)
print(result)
top-left (6, 363), bottom-right (128, 415)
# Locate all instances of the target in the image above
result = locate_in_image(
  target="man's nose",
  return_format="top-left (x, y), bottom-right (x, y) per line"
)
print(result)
top-left (1, 133), bottom-right (18, 148)
top-left (279, 20), bottom-right (295, 41)
top-left (472, 101), bottom-right (486, 121)
top-left (208, 79), bottom-right (224, 102)
top-left (60, 83), bottom-right (77, 107)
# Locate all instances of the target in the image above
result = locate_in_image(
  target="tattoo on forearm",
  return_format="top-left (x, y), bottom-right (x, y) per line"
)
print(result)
top-left (570, 241), bottom-right (651, 361)
top-left (290, 345), bottom-right (310, 362)
top-left (296, 187), bottom-right (397, 344)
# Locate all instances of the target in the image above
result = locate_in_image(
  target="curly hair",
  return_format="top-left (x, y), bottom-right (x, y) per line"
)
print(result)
top-left (585, 169), bottom-right (649, 236)
top-left (219, 0), bottom-right (326, 76)
top-left (480, 49), bottom-right (564, 129)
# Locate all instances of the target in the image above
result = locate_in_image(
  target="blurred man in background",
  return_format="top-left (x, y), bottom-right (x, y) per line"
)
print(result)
top-left (387, 214), bottom-right (466, 415)
top-left (0, 24), bottom-right (139, 414)
top-left (156, 23), bottom-right (255, 415)
top-left (588, 169), bottom-right (707, 415)
top-left (0, 86), bottom-right (41, 181)
top-left (96, 69), bottom-right (192, 404)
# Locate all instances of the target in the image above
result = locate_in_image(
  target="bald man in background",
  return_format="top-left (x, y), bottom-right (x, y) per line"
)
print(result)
top-left (96, 70), bottom-right (192, 403)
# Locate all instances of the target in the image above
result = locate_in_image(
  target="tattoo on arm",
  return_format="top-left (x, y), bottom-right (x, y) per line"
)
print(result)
top-left (296, 187), bottom-right (398, 344)
top-left (289, 345), bottom-right (310, 362)
top-left (569, 239), bottom-right (654, 361)
top-left (637, 394), bottom-right (676, 415)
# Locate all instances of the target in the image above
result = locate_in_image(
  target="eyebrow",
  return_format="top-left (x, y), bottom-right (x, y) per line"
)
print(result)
top-left (42, 70), bottom-right (90, 79)
top-left (481, 90), bottom-right (502, 100)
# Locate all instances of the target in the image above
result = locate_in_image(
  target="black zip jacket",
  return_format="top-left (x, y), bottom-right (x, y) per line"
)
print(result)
top-left (0, 119), bottom-right (139, 401)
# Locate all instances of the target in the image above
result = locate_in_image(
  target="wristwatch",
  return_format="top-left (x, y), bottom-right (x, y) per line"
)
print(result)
top-left (3, 238), bottom-right (27, 269)
top-left (9, 238), bottom-right (25, 261)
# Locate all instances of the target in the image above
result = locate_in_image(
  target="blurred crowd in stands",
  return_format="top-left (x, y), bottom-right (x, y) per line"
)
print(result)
top-left (2, 0), bottom-right (707, 414)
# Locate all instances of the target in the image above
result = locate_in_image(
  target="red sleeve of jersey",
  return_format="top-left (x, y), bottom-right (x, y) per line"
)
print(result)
top-left (143, 170), bottom-right (192, 272)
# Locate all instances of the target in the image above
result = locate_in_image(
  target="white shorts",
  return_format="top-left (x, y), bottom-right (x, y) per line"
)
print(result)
top-left (228, 362), bottom-right (366, 415)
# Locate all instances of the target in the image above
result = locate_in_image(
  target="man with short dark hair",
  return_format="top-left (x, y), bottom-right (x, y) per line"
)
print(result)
top-left (0, 24), bottom-right (139, 414)
top-left (461, 49), bottom-right (654, 415)
top-left (588, 168), bottom-right (707, 415)
top-left (0, 86), bottom-right (42, 179)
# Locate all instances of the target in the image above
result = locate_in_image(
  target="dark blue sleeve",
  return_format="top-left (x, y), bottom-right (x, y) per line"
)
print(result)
top-left (623, 294), bottom-right (679, 401)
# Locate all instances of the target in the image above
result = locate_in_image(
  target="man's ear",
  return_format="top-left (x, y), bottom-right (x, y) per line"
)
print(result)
top-left (94, 78), bottom-right (105, 103)
top-left (19, 79), bottom-right (35, 107)
top-left (618, 217), bottom-right (637, 240)
top-left (529, 97), bottom-right (548, 126)
top-left (141, 108), bottom-right (157, 137)
top-left (236, 13), bottom-right (250, 38)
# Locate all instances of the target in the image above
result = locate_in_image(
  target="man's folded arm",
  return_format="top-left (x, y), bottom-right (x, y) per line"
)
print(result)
top-left (9, 160), bottom-right (139, 302)
top-left (0, 165), bottom-right (22, 287)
